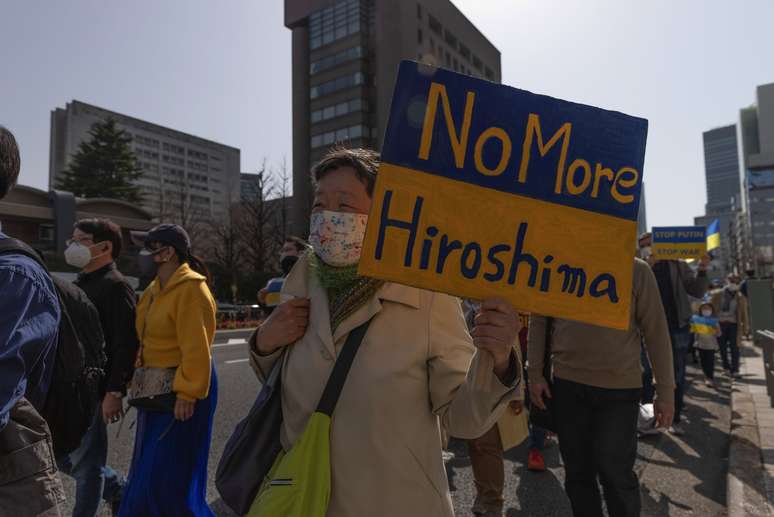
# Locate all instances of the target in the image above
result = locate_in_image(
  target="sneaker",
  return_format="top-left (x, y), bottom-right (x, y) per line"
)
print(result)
top-left (669, 422), bottom-right (686, 436)
top-left (527, 448), bottom-right (546, 472)
top-left (442, 450), bottom-right (455, 463)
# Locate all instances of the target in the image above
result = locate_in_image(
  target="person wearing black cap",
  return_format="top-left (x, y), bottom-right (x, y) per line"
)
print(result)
top-left (119, 224), bottom-right (218, 517)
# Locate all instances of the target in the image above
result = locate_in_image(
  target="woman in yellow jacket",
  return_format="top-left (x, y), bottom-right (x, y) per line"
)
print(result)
top-left (120, 224), bottom-right (218, 517)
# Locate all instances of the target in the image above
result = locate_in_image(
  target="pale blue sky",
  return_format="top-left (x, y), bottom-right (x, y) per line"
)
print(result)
top-left (1, 0), bottom-right (772, 227)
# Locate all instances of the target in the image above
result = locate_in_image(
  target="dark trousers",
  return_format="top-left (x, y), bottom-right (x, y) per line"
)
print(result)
top-left (554, 378), bottom-right (641, 517)
top-left (719, 323), bottom-right (739, 373)
top-left (670, 328), bottom-right (692, 424)
top-left (698, 349), bottom-right (716, 379)
top-left (640, 345), bottom-right (655, 404)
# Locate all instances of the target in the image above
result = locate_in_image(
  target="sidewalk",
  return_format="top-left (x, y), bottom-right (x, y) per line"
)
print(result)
top-left (447, 361), bottom-right (730, 516)
top-left (728, 340), bottom-right (774, 516)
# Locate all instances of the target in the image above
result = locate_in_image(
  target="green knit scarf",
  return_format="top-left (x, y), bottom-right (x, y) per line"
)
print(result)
top-left (309, 253), bottom-right (384, 332)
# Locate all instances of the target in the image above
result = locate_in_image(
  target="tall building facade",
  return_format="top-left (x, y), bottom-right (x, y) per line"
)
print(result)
top-left (285, 0), bottom-right (501, 235)
top-left (695, 125), bottom-right (742, 276)
top-left (50, 100), bottom-right (241, 226)
top-left (739, 83), bottom-right (774, 274)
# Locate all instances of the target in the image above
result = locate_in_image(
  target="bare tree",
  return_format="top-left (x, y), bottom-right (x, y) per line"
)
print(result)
top-left (207, 177), bottom-right (242, 302)
top-left (239, 161), bottom-right (278, 277)
top-left (273, 157), bottom-right (292, 244)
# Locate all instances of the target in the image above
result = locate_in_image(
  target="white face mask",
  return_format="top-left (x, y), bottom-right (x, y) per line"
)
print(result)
top-left (64, 242), bottom-right (94, 269)
top-left (308, 210), bottom-right (368, 267)
top-left (727, 283), bottom-right (740, 292)
top-left (701, 309), bottom-right (713, 317)
top-left (639, 246), bottom-right (652, 260)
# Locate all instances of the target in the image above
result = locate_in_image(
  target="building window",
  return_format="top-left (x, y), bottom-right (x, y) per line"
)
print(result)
top-left (485, 66), bottom-right (494, 80)
top-left (445, 51), bottom-right (451, 67)
top-left (459, 44), bottom-right (471, 61)
top-left (473, 55), bottom-right (483, 71)
top-left (309, 0), bottom-right (362, 50)
top-left (417, 3), bottom-right (422, 19)
top-left (311, 98), bottom-right (367, 124)
top-left (428, 14), bottom-right (442, 35)
top-left (310, 71), bottom-right (364, 99)
top-left (444, 29), bottom-right (457, 50)
top-left (311, 124), bottom-right (370, 148)
top-left (39, 225), bottom-right (54, 243)
top-left (418, 28), bottom-right (423, 44)
top-left (310, 45), bottom-right (363, 75)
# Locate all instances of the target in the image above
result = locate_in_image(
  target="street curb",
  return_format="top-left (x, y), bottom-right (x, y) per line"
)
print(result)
top-left (728, 342), bottom-right (773, 516)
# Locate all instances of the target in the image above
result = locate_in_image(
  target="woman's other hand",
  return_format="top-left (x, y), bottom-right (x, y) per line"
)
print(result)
top-left (174, 398), bottom-right (195, 421)
top-left (255, 298), bottom-right (310, 355)
top-left (472, 298), bottom-right (519, 377)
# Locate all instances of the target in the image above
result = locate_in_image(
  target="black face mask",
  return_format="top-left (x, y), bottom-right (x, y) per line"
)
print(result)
top-left (138, 250), bottom-right (160, 278)
top-left (280, 255), bottom-right (299, 276)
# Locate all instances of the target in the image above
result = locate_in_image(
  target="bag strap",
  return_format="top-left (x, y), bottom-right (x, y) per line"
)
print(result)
top-left (135, 293), bottom-right (156, 368)
top-left (0, 237), bottom-right (47, 271)
top-left (316, 319), bottom-right (372, 417)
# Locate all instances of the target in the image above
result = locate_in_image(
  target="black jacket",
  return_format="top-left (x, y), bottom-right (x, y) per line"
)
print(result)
top-left (75, 263), bottom-right (139, 394)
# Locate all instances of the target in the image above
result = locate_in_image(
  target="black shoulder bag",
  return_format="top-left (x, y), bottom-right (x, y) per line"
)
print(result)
top-left (216, 319), bottom-right (372, 515)
top-left (528, 317), bottom-right (556, 433)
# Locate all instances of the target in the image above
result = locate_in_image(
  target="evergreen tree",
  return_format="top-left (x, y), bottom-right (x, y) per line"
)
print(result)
top-left (56, 117), bottom-right (144, 203)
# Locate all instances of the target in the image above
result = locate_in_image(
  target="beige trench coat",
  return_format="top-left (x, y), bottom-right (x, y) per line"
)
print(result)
top-left (249, 255), bottom-right (520, 517)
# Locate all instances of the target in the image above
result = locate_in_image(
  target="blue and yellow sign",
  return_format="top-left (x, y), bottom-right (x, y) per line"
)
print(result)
top-left (652, 226), bottom-right (706, 260)
top-left (690, 315), bottom-right (719, 335)
top-left (358, 62), bottom-right (648, 330)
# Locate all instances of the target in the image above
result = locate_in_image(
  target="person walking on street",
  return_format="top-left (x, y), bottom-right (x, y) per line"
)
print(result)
top-left (693, 302), bottom-right (721, 387)
top-left (56, 218), bottom-right (139, 516)
top-left (258, 236), bottom-right (308, 315)
top-left (711, 275), bottom-right (749, 378)
top-left (639, 232), bottom-right (709, 436)
top-left (248, 148), bottom-right (522, 517)
top-left (0, 125), bottom-right (64, 516)
top-left (120, 224), bottom-right (218, 517)
top-left (462, 300), bottom-right (525, 517)
top-left (529, 258), bottom-right (676, 517)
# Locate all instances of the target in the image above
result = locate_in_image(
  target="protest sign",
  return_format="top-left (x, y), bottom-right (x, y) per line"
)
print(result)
top-left (651, 226), bottom-right (706, 260)
top-left (358, 61), bottom-right (648, 329)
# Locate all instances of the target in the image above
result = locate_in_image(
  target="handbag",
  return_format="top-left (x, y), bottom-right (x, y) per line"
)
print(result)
top-left (128, 293), bottom-right (177, 412)
top-left (529, 317), bottom-right (556, 433)
top-left (217, 319), bottom-right (372, 517)
top-left (215, 348), bottom-right (285, 515)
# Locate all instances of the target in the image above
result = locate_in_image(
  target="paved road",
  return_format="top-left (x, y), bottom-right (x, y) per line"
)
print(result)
top-left (62, 335), bottom-right (730, 516)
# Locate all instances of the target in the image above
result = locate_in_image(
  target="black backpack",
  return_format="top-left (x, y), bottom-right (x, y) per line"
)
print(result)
top-left (0, 238), bottom-right (107, 456)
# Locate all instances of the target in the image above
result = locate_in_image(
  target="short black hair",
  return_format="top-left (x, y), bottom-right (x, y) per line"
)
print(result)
top-left (75, 218), bottom-right (123, 259)
top-left (284, 236), bottom-right (308, 253)
top-left (311, 147), bottom-right (379, 196)
top-left (0, 126), bottom-right (20, 200)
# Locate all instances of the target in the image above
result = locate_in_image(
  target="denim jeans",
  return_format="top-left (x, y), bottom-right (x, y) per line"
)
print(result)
top-left (529, 423), bottom-right (546, 450)
top-left (58, 410), bottom-right (124, 517)
top-left (719, 323), bottom-right (739, 373)
top-left (553, 378), bottom-right (642, 517)
top-left (670, 327), bottom-right (692, 424)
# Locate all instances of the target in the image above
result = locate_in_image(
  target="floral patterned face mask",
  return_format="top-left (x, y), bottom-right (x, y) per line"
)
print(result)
top-left (308, 210), bottom-right (369, 267)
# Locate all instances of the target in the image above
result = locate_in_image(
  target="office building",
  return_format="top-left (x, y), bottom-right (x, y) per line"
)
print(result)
top-left (637, 183), bottom-right (647, 238)
top-left (694, 125), bottom-right (742, 276)
top-left (50, 100), bottom-right (240, 226)
top-left (284, 0), bottom-right (501, 235)
top-left (738, 83), bottom-right (774, 274)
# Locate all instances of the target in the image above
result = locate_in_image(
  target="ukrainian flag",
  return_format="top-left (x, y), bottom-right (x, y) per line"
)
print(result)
top-left (707, 219), bottom-right (720, 251)
top-left (691, 315), bottom-right (718, 335)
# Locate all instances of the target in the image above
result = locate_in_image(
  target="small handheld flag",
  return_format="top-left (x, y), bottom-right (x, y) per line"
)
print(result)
top-left (707, 219), bottom-right (720, 251)
top-left (690, 315), bottom-right (718, 335)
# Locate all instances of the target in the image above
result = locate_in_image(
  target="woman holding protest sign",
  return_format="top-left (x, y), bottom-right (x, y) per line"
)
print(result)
top-left (243, 148), bottom-right (522, 517)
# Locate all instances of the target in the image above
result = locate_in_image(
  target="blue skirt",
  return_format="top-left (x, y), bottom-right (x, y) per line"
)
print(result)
top-left (119, 365), bottom-right (218, 517)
